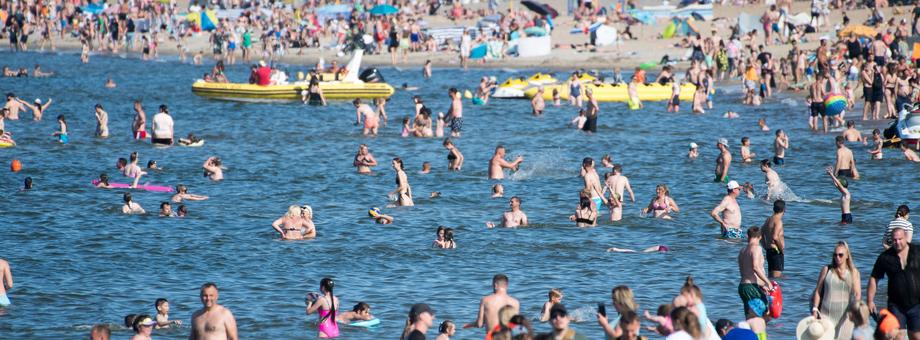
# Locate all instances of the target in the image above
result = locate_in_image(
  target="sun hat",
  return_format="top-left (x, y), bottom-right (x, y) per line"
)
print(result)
top-left (795, 315), bottom-right (834, 340)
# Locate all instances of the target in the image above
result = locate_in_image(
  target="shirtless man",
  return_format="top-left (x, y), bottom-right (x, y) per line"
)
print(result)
top-left (841, 120), bottom-right (866, 144)
top-left (531, 87), bottom-right (545, 116)
top-left (715, 138), bottom-right (732, 183)
top-left (834, 136), bottom-right (860, 179)
top-left (0, 258), bottom-right (12, 307)
top-left (760, 200), bottom-right (785, 278)
top-left (353, 144), bottom-right (377, 174)
top-left (354, 99), bottom-right (381, 136)
top-left (487, 196), bottom-right (528, 228)
top-left (772, 129), bottom-right (789, 166)
top-left (203, 157), bottom-right (224, 181)
top-left (447, 88), bottom-right (463, 137)
top-left (760, 160), bottom-right (781, 196)
top-left (488, 145), bottom-right (523, 180)
top-left (581, 158), bottom-right (608, 212)
top-left (737, 227), bottom-right (774, 320)
top-left (711, 181), bottom-right (743, 239)
top-left (808, 73), bottom-right (828, 132)
top-left (3, 93), bottom-right (24, 120)
top-left (603, 164), bottom-right (635, 222)
top-left (466, 274), bottom-right (520, 331)
top-left (189, 283), bottom-right (238, 340)
top-left (133, 101), bottom-right (148, 139)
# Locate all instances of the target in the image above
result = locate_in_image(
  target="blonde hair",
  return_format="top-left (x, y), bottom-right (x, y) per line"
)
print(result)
top-left (849, 301), bottom-right (870, 328)
top-left (301, 205), bottom-right (313, 219)
top-left (549, 288), bottom-right (563, 300)
top-left (612, 285), bottom-right (637, 312)
top-left (657, 184), bottom-right (671, 197)
top-left (497, 305), bottom-right (516, 327)
top-left (831, 241), bottom-right (859, 291)
top-left (285, 205), bottom-right (302, 218)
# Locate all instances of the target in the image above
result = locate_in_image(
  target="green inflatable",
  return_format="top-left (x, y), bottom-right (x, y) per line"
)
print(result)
top-left (662, 22), bottom-right (677, 39)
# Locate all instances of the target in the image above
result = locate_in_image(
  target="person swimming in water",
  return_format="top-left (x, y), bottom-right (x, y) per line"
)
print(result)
top-left (368, 207), bottom-right (394, 224)
top-left (486, 196), bottom-right (528, 228)
top-left (389, 158), bottom-right (414, 206)
top-left (16, 97), bottom-right (52, 121)
top-left (171, 185), bottom-right (209, 203)
top-left (271, 205), bottom-right (315, 240)
top-left (353, 144), bottom-right (378, 174)
top-left (642, 184), bottom-right (680, 219)
top-left (607, 245), bottom-right (671, 253)
top-left (203, 157), bottom-right (224, 181)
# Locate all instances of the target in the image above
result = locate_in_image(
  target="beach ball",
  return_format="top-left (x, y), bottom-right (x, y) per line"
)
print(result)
top-left (823, 94), bottom-right (847, 116)
top-left (10, 159), bottom-right (21, 172)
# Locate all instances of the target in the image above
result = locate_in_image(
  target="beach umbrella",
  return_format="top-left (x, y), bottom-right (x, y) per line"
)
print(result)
top-left (200, 10), bottom-right (218, 31)
top-left (837, 24), bottom-right (877, 38)
top-left (369, 4), bottom-right (398, 15)
top-left (81, 3), bottom-right (104, 15)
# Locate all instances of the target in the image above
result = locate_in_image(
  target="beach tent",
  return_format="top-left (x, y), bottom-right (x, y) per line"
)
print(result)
top-left (186, 10), bottom-right (218, 31)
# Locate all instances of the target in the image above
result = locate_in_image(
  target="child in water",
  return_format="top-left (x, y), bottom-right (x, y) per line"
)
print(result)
top-left (368, 207), bottom-right (394, 224)
top-left (868, 129), bottom-right (884, 160)
top-left (178, 133), bottom-right (202, 146)
top-left (154, 298), bottom-right (182, 328)
top-left (435, 112), bottom-right (445, 137)
top-left (540, 289), bottom-right (564, 322)
top-left (436, 320), bottom-right (456, 340)
top-left (687, 143), bottom-right (699, 159)
top-left (826, 167), bottom-right (852, 224)
top-left (336, 302), bottom-right (374, 324)
top-left (53, 114), bottom-right (68, 144)
top-left (95, 173), bottom-right (112, 188)
top-left (401, 116), bottom-right (411, 138)
top-left (491, 184), bottom-right (504, 198)
top-left (740, 137), bottom-right (756, 163)
top-left (552, 89), bottom-right (561, 106)
top-left (758, 118), bottom-right (770, 131)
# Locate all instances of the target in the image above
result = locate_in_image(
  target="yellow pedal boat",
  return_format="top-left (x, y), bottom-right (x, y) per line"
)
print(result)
top-left (524, 82), bottom-right (697, 102)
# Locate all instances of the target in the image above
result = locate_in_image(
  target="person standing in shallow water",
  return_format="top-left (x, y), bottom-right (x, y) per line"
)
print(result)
top-left (737, 227), bottom-right (774, 321)
top-left (760, 199), bottom-right (785, 278)
top-left (714, 138), bottom-right (732, 183)
top-left (189, 282), bottom-right (238, 340)
top-left (711, 181), bottom-right (743, 239)
top-left (603, 164), bottom-right (635, 222)
top-left (390, 158), bottom-right (413, 206)
top-left (582, 88), bottom-right (599, 133)
top-left (581, 157), bottom-right (607, 212)
top-left (488, 145), bottom-right (523, 180)
top-left (487, 196), bottom-right (528, 228)
top-left (353, 144), bottom-right (377, 174)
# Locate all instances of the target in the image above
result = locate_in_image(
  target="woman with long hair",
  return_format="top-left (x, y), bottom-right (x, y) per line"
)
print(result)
top-left (390, 158), bottom-right (414, 206)
top-left (306, 277), bottom-right (339, 338)
top-left (810, 241), bottom-right (861, 339)
top-left (643, 184), bottom-right (680, 219)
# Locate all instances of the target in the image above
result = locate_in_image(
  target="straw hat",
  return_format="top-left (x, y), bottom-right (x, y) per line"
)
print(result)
top-left (795, 315), bottom-right (834, 340)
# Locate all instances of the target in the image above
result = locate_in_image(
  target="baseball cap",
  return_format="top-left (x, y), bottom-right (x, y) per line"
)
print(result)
top-left (718, 138), bottom-right (729, 146)
top-left (409, 303), bottom-right (435, 321)
top-left (549, 304), bottom-right (568, 319)
top-left (727, 180), bottom-right (740, 190)
top-left (690, 142), bottom-right (698, 149)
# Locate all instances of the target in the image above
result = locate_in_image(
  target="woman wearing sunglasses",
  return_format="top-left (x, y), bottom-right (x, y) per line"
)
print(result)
top-left (810, 241), bottom-right (861, 339)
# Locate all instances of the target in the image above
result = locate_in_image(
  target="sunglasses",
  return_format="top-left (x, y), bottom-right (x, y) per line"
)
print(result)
top-left (835, 253), bottom-right (846, 257)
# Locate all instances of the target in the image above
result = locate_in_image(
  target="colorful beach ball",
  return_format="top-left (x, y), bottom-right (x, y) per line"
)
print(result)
top-left (824, 94), bottom-right (847, 116)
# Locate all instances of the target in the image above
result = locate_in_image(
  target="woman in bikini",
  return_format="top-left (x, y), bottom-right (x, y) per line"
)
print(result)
top-left (390, 158), bottom-right (414, 206)
top-left (353, 144), bottom-right (378, 174)
top-left (16, 97), bottom-right (52, 120)
top-left (569, 195), bottom-right (598, 227)
top-left (643, 184), bottom-right (680, 219)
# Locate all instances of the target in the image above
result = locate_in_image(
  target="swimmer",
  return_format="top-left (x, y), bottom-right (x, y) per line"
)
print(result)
top-left (715, 138), bottom-right (732, 183)
top-left (841, 120), bottom-right (866, 144)
top-left (447, 88), bottom-right (463, 137)
top-left (0, 129), bottom-right (15, 146)
top-left (437, 227), bottom-right (456, 248)
top-left (581, 158), bottom-right (608, 211)
top-left (435, 112), bottom-right (445, 138)
top-left (603, 164), bottom-right (636, 221)
top-left (758, 118), bottom-right (770, 131)
top-left (760, 200), bottom-right (785, 278)
top-left (711, 181), bottom-right (743, 239)
top-left (569, 195), bottom-right (598, 227)
top-left (430, 191), bottom-right (441, 198)
top-left (423, 60), bottom-right (432, 79)
top-left (540, 289), bottom-right (564, 322)
top-left (178, 133), bottom-right (203, 145)
top-left (354, 99), bottom-right (381, 136)
top-left (760, 160), bottom-right (782, 195)
top-left (336, 302), bottom-right (374, 323)
top-left (52, 115), bottom-right (68, 144)
top-left (491, 184), bottom-right (504, 198)
top-left (773, 129), bottom-right (789, 166)
top-left (571, 109), bottom-right (587, 129)
top-left (606, 245), bottom-right (671, 253)
top-left (642, 184), bottom-right (679, 219)
top-left (421, 162), bottom-right (432, 174)
top-left (444, 138), bottom-right (464, 171)
top-left (834, 136), bottom-right (860, 179)
top-left (353, 144), bottom-right (378, 174)
top-left (488, 145), bottom-right (523, 180)
top-left (89, 324), bottom-right (110, 340)
top-left (171, 185), bottom-right (209, 203)
top-left (177, 205), bottom-right (188, 217)
top-left (122, 192), bottom-right (145, 215)
top-left (94, 104), bottom-right (109, 138)
top-left (305, 277), bottom-right (340, 338)
top-left (3, 93), bottom-right (24, 120)
top-left (22, 177), bottom-right (32, 190)
top-left (740, 137), bottom-right (756, 163)
top-left (464, 274), bottom-right (520, 330)
top-left (155, 298), bottom-right (182, 328)
top-left (601, 154), bottom-right (614, 168)
top-left (130, 314), bottom-right (157, 340)
top-left (436, 320), bottom-right (456, 340)
top-left (124, 152), bottom-right (147, 188)
top-left (401, 83), bottom-right (419, 91)
top-left (531, 87), bottom-right (545, 116)
top-left (688, 143), bottom-right (699, 159)
top-left (433, 226), bottom-right (447, 248)
top-left (271, 205), bottom-right (316, 240)
top-left (189, 282), bottom-right (238, 340)
top-left (159, 202), bottom-right (176, 217)
top-left (95, 173), bottom-right (113, 188)
top-left (486, 196), bottom-right (528, 228)
top-left (901, 144), bottom-right (920, 162)
top-left (552, 88), bottom-right (561, 106)
top-left (389, 158), bottom-right (414, 206)
top-left (147, 160), bottom-right (159, 170)
top-left (105, 77), bottom-right (117, 88)
top-left (868, 129), bottom-right (884, 159)
top-left (133, 101), bottom-right (148, 140)
top-left (724, 111), bottom-right (740, 119)
top-left (15, 97), bottom-right (52, 120)
top-left (368, 207), bottom-right (394, 224)
top-left (741, 182), bottom-right (756, 199)
top-left (203, 157), bottom-right (224, 181)
top-left (32, 65), bottom-right (53, 77)
top-left (0, 258), bottom-right (12, 308)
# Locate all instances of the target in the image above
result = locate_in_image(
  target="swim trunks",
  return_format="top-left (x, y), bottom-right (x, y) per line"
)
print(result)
top-left (671, 95), bottom-right (680, 106)
top-left (842, 213), bottom-right (853, 224)
top-left (410, 32), bottom-right (420, 43)
top-left (888, 304), bottom-right (920, 332)
top-left (810, 102), bottom-right (825, 117)
top-left (738, 283), bottom-right (768, 318)
top-left (837, 169), bottom-right (854, 178)
top-left (449, 116), bottom-right (463, 133)
top-left (772, 156), bottom-right (784, 166)
top-left (0, 293), bottom-right (9, 306)
top-left (151, 138), bottom-right (173, 145)
top-left (59, 134), bottom-right (69, 144)
top-left (766, 247), bottom-right (784, 273)
top-left (714, 175), bottom-right (729, 183)
top-left (134, 130), bottom-right (147, 139)
top-left (722, 227), bottom-right (742, 239)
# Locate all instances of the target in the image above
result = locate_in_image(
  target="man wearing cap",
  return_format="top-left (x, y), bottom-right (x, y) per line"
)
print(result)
top-left (715, 138), bottom-right (732, 183)
top-left (868, 227), bottom-right (920, 340)
top-left (189, 282), bottom-right (238, 340)
top-left (688, 142), bottom-right (699, 159)
top-left (543, 304), bottom-right (587, 340)
top-left (405, 303), bottom-right (435, 339)
top-left (468, 274), bottom-right (520, 331)
top-left (738, 227), bottom-right (774, 320)
top-left (711, 180), bottom-right (743, 239)
top-left (255, 61), bottom-right (271, 86)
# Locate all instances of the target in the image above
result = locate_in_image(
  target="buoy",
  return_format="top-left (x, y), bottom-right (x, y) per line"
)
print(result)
top-left (11, 159), bottom-right (22, 172)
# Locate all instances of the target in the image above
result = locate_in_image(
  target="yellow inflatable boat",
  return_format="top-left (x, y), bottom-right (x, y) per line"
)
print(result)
top-left (191, 50), bottom-right (395, 102)
top-left (493, 73), bottom-right (594, 98)
top-left (524, 82), bottom-right (697, 102)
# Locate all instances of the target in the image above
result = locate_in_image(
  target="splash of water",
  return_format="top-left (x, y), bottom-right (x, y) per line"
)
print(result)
top-left (763, 180), bottom-right (804, 203)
